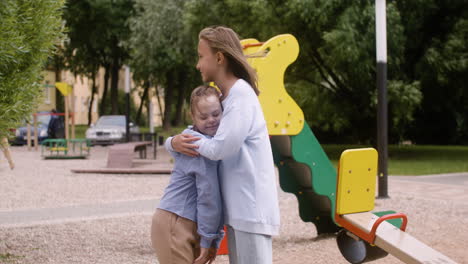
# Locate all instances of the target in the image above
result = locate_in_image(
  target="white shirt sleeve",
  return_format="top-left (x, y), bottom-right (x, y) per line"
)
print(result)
top-left (164, 136), bottom-right (175, 152)
top-left (195, 97), bottom-right (253, 160)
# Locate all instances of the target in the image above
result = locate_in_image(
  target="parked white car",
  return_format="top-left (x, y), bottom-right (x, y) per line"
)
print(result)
top-left (86, 115), bottom-right (139, 145)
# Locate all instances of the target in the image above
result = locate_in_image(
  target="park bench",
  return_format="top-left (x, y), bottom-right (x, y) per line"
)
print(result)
top-left (106, 141), bottom-right (153, 168)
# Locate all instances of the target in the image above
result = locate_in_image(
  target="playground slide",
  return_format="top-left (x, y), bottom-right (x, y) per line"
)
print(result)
top-left (242, 34), bottom-right (457, 263)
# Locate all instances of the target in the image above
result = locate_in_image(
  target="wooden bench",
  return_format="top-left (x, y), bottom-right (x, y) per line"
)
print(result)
top-left (106, 141), bottom-right (152, 168)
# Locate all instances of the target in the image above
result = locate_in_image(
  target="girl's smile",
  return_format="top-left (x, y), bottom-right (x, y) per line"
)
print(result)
top-left (193, 95), bottom-right (222, 136)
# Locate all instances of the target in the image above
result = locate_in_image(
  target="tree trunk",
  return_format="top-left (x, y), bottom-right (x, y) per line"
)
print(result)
top-left (163, 72), bottom-right (175, 131)
top-left (110, 62), bottom-right (120, 114)
top-left (174, 70), bottom-right (187, 126)
top-left (88, 70), bottom-right (97, 126)
top-left (100, 65), bottom-right (110, 115)
top-left (136, 81), bottom-right (149, 124)
top-left (154, 84), bottom-right (164, 127)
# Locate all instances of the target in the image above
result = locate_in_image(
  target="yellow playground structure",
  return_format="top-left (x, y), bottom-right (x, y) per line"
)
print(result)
top-left (243, 34), bottom-right (456, 263)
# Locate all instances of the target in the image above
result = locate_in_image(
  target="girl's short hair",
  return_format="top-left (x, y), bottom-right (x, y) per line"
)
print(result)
top-left (199, 26), bottom-right (259, 95)
top-left (190, 85), bottom-right (221, 115)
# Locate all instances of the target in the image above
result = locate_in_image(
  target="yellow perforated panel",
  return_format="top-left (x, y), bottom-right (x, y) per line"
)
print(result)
top-left (336, 148), bottom-right (378, 215)
top-left (241, 35), bottom-right (304, 135)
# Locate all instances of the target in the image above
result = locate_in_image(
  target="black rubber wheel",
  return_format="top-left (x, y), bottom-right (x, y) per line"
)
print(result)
top-left (336, 229), bottom-right (388, 263)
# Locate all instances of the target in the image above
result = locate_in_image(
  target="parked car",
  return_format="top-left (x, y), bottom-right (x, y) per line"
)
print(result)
top-left (12, 111), bottom-right (65, 145)
top-left (85, 115), bottom-right (139, 145)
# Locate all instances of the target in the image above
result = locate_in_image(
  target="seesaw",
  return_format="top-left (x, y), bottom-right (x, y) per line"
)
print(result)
top-left (334, 148), bottom-right (456, 263)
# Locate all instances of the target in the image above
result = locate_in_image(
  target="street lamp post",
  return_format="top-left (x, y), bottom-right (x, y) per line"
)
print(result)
top-left (125, 65), bottom-right (131, 143)
top-left (376, 0), bottom-right (389, 198)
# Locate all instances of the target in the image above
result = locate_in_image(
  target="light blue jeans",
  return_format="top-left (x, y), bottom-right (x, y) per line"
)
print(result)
top-left (227, 225), bottom-right (273, 264)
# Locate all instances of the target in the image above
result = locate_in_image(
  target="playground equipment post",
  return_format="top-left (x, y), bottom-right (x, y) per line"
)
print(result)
top-left (376, 0), bottom-right (389, 198)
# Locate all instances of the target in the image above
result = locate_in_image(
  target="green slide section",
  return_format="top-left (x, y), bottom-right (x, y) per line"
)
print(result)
top-left (271, 123), bottom-right (339, 234)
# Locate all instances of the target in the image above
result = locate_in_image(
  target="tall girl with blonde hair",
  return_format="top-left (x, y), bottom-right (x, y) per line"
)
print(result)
top-left (167, 26), bottom-right (280, 264)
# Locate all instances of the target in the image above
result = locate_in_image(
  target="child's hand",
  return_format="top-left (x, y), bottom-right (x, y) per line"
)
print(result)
top-left (193, 247), bottom-right (210, 264)
top-left (172, 134), bottom-right (200, 157)
top-left (207, 247), bottom-right (218, 263)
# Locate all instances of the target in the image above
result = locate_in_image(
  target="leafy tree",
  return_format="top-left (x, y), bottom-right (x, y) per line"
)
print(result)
top-left (130, 0), bottom-right (467, 143)
top-left (184, 0), bottom-right (426, 143)
top-left (0, 0), bottom-right (65, 140)
top-left (127, 0), bottom-right (197, 130)
top-left (63, 0), bottom-right (134, 116)
top-left (397, 0), bottom-right (468, 144)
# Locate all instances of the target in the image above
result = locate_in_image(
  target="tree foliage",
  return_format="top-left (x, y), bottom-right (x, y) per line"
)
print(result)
top-left (63, 0), bottom-right (134, 116)
top-left (0, 0), bottom-right (65, 139)
top-left (398, 0), bottom-right (468, 144)
top-left (127, 0), bottom-right (198, 129)
top-left (179, 0), bottom-right (466, 144)
top-left (62, 0), bottom-right (467, 143)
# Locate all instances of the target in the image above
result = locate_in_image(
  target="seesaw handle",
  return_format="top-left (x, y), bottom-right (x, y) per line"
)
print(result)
top-left (369, 213), bottom-right (408, 244)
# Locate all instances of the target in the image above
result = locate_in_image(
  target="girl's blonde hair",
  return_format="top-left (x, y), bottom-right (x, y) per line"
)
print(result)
top-left (190, 85), bottom-right (221, 115)
top-left (199, 26), bottom-right (259, 95)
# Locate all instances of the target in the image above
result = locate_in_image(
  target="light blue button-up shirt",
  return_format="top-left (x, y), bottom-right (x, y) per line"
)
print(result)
top-left (167, 79), bottom-right (280, 236)
top-left (159, 128), bottom-right (224, 248)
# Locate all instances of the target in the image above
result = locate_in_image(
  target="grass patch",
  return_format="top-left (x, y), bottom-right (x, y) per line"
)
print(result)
top-left (322, 144), bottom-right (468, 175)
top-left (0, 253), bottom-right (23, 263)
top-left (72, 125), bottom-right (468, 175)
top-left (75, 125), bottom-right (87, 139)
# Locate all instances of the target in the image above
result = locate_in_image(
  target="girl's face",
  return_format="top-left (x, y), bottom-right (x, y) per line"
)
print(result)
top-left (192, 95), bottom-right (222, 136)
top-left (196, 39), bottom-right (218, 83)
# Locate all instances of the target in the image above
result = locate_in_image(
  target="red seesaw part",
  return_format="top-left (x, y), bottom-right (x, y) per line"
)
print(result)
top-left (242, 42), bottom-right (264, 49)
top-left (335, 213), bottom-right (408, 244)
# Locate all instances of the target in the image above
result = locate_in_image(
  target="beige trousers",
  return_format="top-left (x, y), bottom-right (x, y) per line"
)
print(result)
top-left (151, 209), bottom-right (200, 264)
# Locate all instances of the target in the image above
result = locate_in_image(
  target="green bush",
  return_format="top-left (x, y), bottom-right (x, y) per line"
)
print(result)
top-left (0, 0), bottom-right (65, 139)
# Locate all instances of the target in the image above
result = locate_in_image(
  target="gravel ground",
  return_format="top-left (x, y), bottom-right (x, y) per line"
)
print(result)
top-left (0, 146), bottom-right (172, 210)
top-left (1, 146), bottom-right (467, 264)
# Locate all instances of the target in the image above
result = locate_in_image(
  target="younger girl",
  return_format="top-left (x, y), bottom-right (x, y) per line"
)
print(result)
top-left (168, 26), bottom-right (280, 264)
top-left (152, 85), bottom-right (224, 264)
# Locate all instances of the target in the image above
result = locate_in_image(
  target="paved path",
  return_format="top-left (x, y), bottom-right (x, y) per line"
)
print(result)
top-left (390, 172), bottom-right (468, 186)
top-left (388, 173), bottom-right (468, 203)
top-left (1, 173), bottom-right (466, 228)
top-left (0, 198), bottom-right (159, 227)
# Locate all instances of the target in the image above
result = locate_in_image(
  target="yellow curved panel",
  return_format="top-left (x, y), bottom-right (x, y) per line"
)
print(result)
top-left (241, 34), bottom-right (304, 135)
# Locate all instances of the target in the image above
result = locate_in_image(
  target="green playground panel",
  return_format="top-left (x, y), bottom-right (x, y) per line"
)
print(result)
top-left (41, 138), bottom-right (91, 159)
top-left (272, 123), bottom-right (339, 233)
top-left (291, 124), bottom-right (337, 211)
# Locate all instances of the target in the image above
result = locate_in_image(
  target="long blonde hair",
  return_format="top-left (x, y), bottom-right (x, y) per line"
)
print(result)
top-left (199, 26), bottom-right (259, 95)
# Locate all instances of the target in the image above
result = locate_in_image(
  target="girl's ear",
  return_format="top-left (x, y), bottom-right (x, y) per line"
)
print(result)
top-left (216, 51), bottom-right (224, 65)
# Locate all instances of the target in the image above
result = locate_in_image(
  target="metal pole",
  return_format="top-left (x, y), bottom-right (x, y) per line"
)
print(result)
top-left (376, 0), bottom-right (389, 198)
top-left (27, 123), bottom-right (31, 150)
top-left (148, 81), bottom-right (154, 134)
top-left (34, 114), bottom-right (38, 151)
top-left (65, 95), bottom-right (69, 140)
top-left (125, 66), bottom-right (131, 142)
